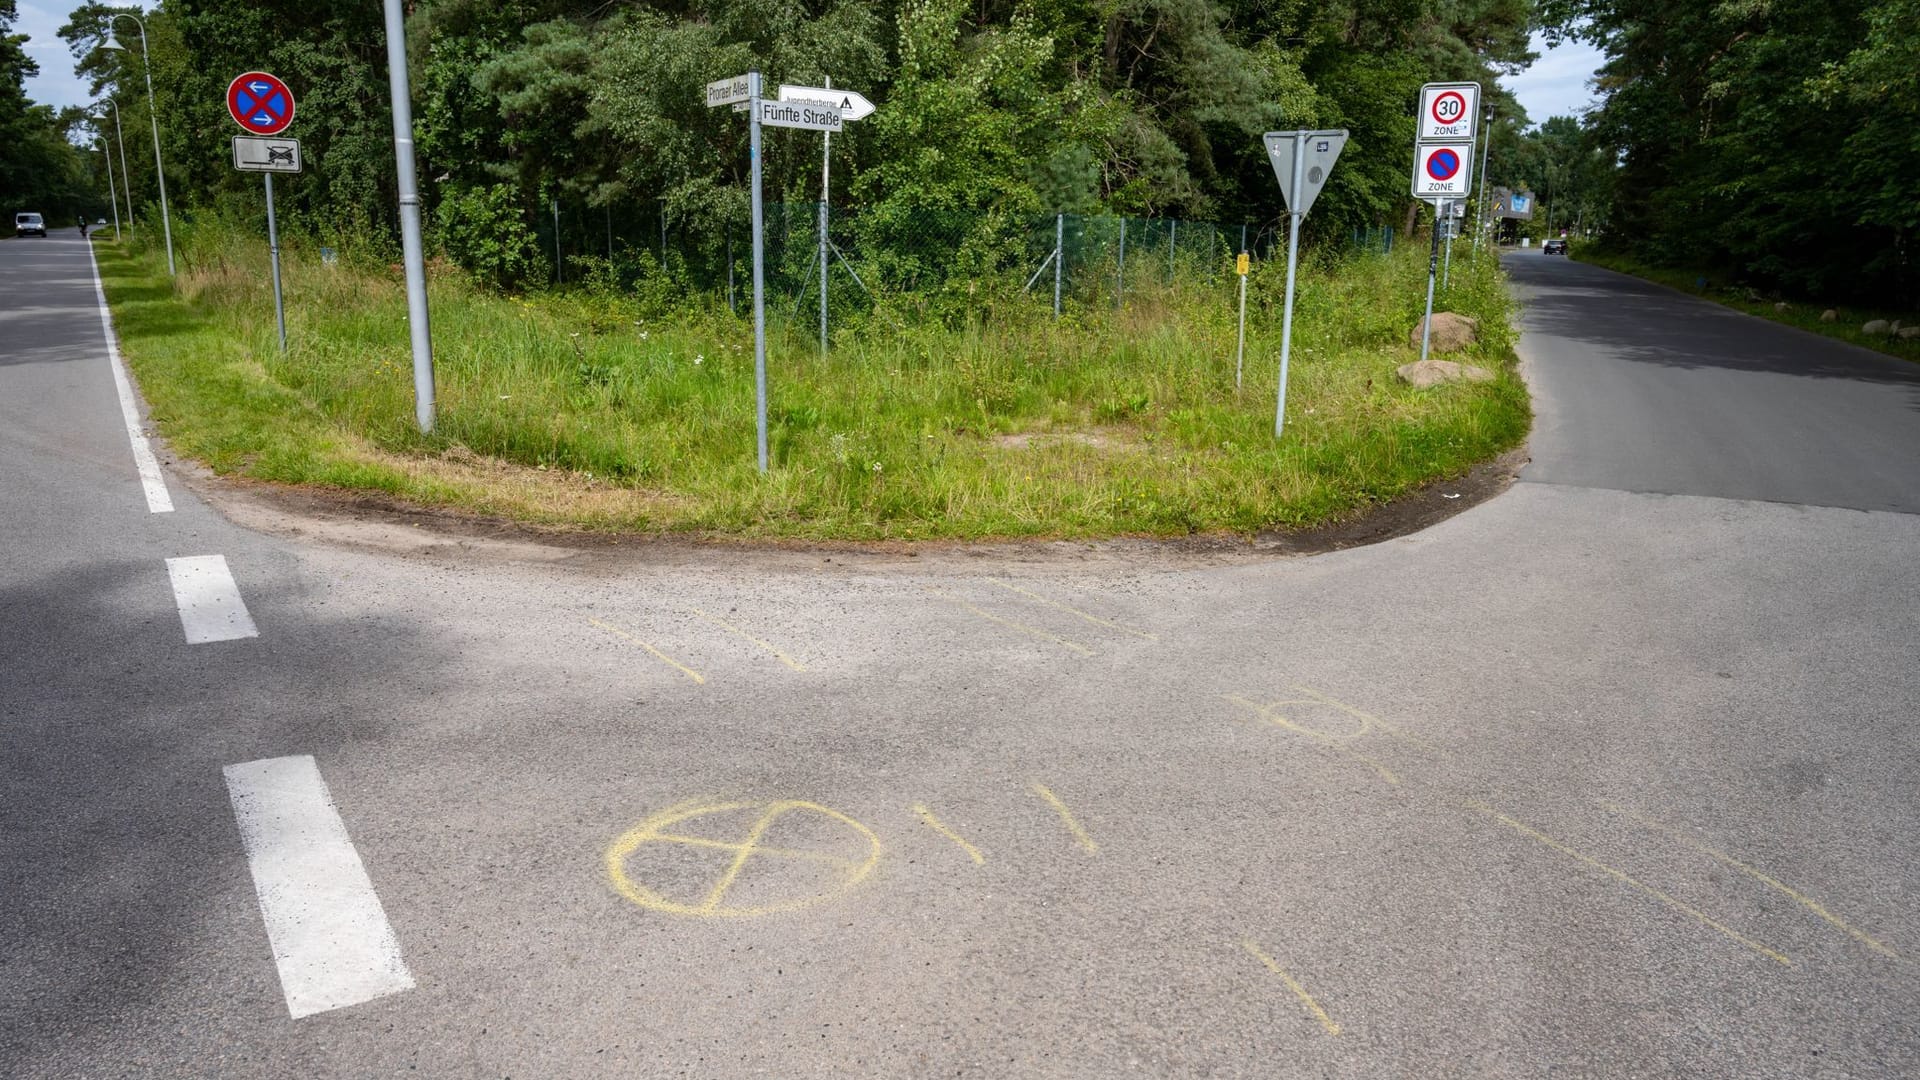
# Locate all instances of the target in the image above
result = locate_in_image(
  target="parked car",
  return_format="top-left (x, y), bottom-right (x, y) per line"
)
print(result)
top-left (14, 212), bottom-right (47, 237)
top-left (1542, 238), bottom-right (1568, 255)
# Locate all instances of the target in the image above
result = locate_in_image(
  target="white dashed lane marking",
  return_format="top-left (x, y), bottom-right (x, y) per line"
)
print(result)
top-left (223, 755), bottom-right (415, 1019)
top-left (165, 555), bottom-right (259, 644)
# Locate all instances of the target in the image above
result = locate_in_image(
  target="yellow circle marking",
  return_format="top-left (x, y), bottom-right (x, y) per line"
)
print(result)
top-left (606, 799), bottom-right (882, 918)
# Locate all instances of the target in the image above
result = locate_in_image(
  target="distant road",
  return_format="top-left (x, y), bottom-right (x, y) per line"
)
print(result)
top-left (1506, 249), bottom-right (1920, 513)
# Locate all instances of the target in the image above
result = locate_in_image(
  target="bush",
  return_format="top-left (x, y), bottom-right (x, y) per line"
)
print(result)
top-left (436, 184), bottom-right (548, 291)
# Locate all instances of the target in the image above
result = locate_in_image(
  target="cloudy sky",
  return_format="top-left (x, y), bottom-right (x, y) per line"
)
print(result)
top-left (20, 5), bottom-right (1603, 129)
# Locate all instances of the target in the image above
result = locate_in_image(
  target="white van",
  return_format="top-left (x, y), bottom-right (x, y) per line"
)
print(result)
top-left (14, 212), bottom-right (47, 237)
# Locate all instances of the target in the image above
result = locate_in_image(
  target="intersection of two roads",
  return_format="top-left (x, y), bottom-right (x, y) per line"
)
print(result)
top-left (3, 234), bottom-right (1917, 1076)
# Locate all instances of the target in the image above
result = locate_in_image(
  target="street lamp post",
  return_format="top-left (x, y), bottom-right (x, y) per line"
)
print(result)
top-left (99, 98), bottom-right (134, 242)
top-left (102, 15), bottom-right (174, 277)
top-left (99, 135), bottom-right (120, 239)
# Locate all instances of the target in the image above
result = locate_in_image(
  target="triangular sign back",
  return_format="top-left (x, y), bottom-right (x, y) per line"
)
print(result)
top-left (1263, 129), bottom-right (1349, 217)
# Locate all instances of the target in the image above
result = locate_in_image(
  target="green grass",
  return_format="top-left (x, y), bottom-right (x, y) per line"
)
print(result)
top-left (94, 224), bottom-right (1529, 540)
top-left (1573, 248), bottom-right (1920, 366)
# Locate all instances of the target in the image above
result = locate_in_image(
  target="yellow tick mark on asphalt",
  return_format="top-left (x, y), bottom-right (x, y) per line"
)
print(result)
top-left (1467, 800), bottom-right (1792, 967)
top-left (590, 617), bottom-right (705, 684)
top-left (607, 799), bottom-right (881, 918)
top-left (1223, 695), bottom-right (1401, 785)
top-left (925, 588), bottom-right (1094, 656)
top-left (1031, 783), bottom-right (1099, 854)
top-left (1289, 684), bottom-right (1438, 752)
top-left (1242, 941), bottom-right (1341, 1035)
top-left (912, 804), bottom-right (985, 865)
top-left (1599, 800), bottom-right (1899, 959)
top-left (687, 606), bottom-right (806, 672)
top-left (987, 580), bottom-right (1158, 641)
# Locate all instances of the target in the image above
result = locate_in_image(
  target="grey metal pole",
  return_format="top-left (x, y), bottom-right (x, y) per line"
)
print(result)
top-left (115, 16), bottom-right (173, 276)
top-left (107, 99), bottom-right (132, 242)
top-left (101, 137), bottom-right (120, 240)
top-left (727, 230), bottom-right (735, 314)
top-left (1275, 135), bottom-right (1305, 439)
top-left (381, 0), bottom-right (435, 433)
top-left (1234, 252), bottom-right (1248, 390)
top-left (659, 199), bottom-right (667, 266)
top-left (264, 173), bottom-right (286, 352)
top-left (1168, 219), bottom-right (1176, 287)
top-left (1475, 107), bottom-right (1495, 252)
top-left (1115, 217), bottom-right (1125, 307)
top-left (1418, 201), bottom-right (1441, 366)
top-left (1442, 199), bottom-right (1455, 291)
top-left (819, 77), bottom-right (831, 357)
top-left (1052, 212), bottom-right (1063, 317)
top-left (552, 199), bottom-right (562, 284)
top-left (750, 70), bottom-right (768, 473)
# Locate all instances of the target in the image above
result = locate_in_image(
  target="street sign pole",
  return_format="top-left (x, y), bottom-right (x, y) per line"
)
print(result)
top-left (1442, 199), bottom-right (1455, 291)
top-left (264, 172), bottom-right (286, 351)
top-left (380, 0), bottom-right (435, 432)
top-left (750, 70), bottom-right (768, 473)
top-left (1419, 202), bottom-right (1442, 366)
top-left (1275, 135), bottom-right (1304, 438)
top-left (819, 76), bottom-right (830, 357)
top-left (1234, 249), bottom-right (1249, 390)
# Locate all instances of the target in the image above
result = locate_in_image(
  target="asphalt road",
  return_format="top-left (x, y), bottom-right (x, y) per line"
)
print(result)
top-left (3, 236), bottom-right (1916, 1078)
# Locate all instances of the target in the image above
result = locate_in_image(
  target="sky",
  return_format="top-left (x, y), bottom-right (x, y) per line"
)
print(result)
top-left (20, 5), bottom-right (1605, 126)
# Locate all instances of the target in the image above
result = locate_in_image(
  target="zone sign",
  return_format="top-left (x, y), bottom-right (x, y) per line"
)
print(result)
top-left (227, 72), bottom-right (295, 136)
top-left (1417, 82), bottom-right (1479, 142)
top-left (1412, 142), bottom-right (1474, 198)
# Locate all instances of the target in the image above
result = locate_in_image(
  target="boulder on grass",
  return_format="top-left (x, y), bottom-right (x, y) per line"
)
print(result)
top-left (1409, 312), bottom-right (1479, 353)
top-left (1863, 319), bottom-right (1892, 335)
top-left (1897, 326), bottom-right (1920, 340)
top-left (1396, 358), bottom-right (1495, 389)
top-left (1773, 302), bottom-right (1789, 313)
top-left (1820, 309), bottom-right (1838, 323)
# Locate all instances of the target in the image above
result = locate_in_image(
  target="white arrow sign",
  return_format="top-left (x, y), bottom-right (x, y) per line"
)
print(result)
top-left (1263, 129), bottom-right (1348, 217)
top-left (757, 98), bottom-right (841, 132)
top-left (778, 85), bottom-right (875, 122)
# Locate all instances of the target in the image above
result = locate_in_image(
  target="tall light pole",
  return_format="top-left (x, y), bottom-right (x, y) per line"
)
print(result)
top-left (99, 133), bottom-right (120, 239)
top-left (381, 0), bottom-right (436, 433)
top-left (100, 98), bottom-right (134, 242)
top-left (102, 15), bottom-right (174, 276)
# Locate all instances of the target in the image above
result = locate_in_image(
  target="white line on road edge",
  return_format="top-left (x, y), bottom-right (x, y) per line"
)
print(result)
top-left (223, 756), bottom-right (415, 1019)
top-left (165, 555), bottom-right (260, 644)
top-left (84, 242), bottom-right (173, 513)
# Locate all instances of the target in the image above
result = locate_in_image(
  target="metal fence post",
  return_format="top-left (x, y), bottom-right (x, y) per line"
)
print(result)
top-left (1168, 219), bottom-right (1176, 287)
top-left (1053, 213), bottom-right (1064, 317)
top-left (1116, 217), bottom-right (1126, 307)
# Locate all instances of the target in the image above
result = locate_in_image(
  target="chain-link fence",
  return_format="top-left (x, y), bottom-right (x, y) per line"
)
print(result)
top-left (526, 198), bottom-right (1390, 326)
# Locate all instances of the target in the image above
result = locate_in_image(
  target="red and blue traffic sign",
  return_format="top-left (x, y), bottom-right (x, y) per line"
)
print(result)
top-left (1425, 148), bottom-right (1462, 181)
top-left (227, 72), bottom-right (295, 136)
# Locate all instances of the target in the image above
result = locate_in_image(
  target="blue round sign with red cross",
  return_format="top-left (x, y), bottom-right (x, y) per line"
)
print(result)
top-left (227, 71), bottom-right (295, 136)
top-left (1425, 148), bottom-right (1461, 181)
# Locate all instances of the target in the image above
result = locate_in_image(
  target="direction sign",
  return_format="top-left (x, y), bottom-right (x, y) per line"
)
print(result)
top-left (232, 136), bottom-right (301, 173)
top-left (1412, 141), bottom-right (1474, 199)
top-left (778, 85), bottom-right (875, 122)
top-left (757, 98), bottom-right (840, 132)
top-left (1263, 129), bottom-right (1349, 216)
top-left (227, 71), bottom-right (295, 136)
top-left (706, 75), bottom-right (751, 108)
top-left (1417, 82), bottom-right (1479, 142)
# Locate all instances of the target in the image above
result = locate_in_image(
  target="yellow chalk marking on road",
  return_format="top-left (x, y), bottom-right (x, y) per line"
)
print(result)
top-left (590, 617), bottom-right (705, 684)
top-left (1224, 695), bottom-right (1401, 785)
top-left (1241, 941), bottom-right (1341, 1035)
top-left (988, 579), bottom-right (1158, 641)
top-left (1290, 684), bottom-right (1439, 752)
top-left (687, 606), bottom-right (806, 672)
top-left (1600, 800), bottom-right (1899, 959)
top-left (926, 588), bottom-right (1094, 656)
top-left (1031, 783), bottom-right (1099, 853)
top-left (912, 804), bottom-right (985, 865)
top-left (1467, 800), bottom-right (1792, 967)
top-left (606, 799), bottom-right (881, 918)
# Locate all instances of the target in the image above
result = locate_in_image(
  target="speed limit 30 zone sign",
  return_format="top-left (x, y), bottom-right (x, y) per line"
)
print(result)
top-left (1412, 142), bottom-right (1474, 199)
top-left (1418, 82), bottom-right (1479, 141)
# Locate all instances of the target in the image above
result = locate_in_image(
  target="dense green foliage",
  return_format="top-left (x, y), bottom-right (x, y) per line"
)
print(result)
top-left (50, 0), bottom-right (1541, 272)
top-left (1544, 0), bottom-right (1920, 306)
top-left (2, 0), bottom-right (101, 219)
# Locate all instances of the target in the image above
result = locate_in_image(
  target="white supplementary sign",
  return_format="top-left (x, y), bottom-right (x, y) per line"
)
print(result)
top-left (758, 98), bottom-right (841, 132)
top-left (1417, 82), bottom-right (1480, 142)
top-left (1412, 142), bottom-right (1474, 199)
top-left (778, 85), bottom-right (875, 122)
top-left (1263, 129), bottom-right (1349, 217)
top-left (706, 75), bottom-right (751, 108)
top-left (232, 136), bottom-right (301, 173)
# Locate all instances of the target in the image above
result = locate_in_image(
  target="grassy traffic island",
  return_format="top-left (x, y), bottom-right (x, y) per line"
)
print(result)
top-left (94, 228), bottom-right (1529, 542)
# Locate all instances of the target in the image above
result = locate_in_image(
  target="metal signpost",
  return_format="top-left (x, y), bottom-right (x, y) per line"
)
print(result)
top-left (1411, 82), bottom-right (1480, 368)
top-left (710, 73), bottom-right (846, 472)
top-left (778, 82), bottom-right (875, 356)
top-left (381, 0), bottom-right (436, 432)
top-left (226, 72), bottom-right (297, 353)
top-left (1234, 250), bottom-right (1250, 389)
top-left (1262, 128), bottom-right (1349, 437)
